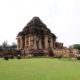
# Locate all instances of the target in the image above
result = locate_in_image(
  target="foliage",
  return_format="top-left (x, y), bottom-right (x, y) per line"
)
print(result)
top-left (76, 55), bottom-right (80, 60)
top-left (0, 41), bottom-right (17, 50)
top-left (17, 54), bottom-right (21, 59)
top-left (2, 41), bottom-right (9, 49)
top-left (4, 56), bottom-right (9, 60)
top-left (69, 44), bottom-right (80, 50)
top-left (73, 44), bottom-right (80, 50)
top-left (10, 55), bottom-right (14, 59)
top-left (10, 42), bottom-right (17, 49)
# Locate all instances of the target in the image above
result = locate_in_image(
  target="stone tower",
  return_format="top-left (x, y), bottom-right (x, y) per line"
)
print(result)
top-left (16, 17), bottom-right (63, 56)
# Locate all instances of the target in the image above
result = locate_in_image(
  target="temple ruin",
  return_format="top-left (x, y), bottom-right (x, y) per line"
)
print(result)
top-left (16, 17), bottom-right (63, 56)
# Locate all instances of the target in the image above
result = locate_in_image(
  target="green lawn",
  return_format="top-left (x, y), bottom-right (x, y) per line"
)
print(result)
top-left (0, 58), bottom-right (80, 80)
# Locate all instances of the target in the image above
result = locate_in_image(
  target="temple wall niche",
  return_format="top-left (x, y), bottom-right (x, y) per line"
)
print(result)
top-left (25, 36), bottom-right (28, 49)
top-left (33, 35), bottom-right (37, 49)
top-left (44, 35), bottom-right (49, 49)
top-left (22, 37), bottom-right (25, 49)
top-left (38, 39), bottom-right (43, 49)
top-left (29, 35), bottom-right (34, 49)
top-left (50, 37), bottom-right (53, 49)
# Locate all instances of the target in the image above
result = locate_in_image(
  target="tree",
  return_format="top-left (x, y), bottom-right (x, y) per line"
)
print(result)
top-left (10, 42), bottom-right (17, 49)
top-left (72, 44), bottom-right (80, 50)
top-left (2, 41), bottom-right (9, 50)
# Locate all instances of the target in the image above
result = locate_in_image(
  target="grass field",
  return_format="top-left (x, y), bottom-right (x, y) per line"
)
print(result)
top-left (0, 58), bottom-right (80, 80)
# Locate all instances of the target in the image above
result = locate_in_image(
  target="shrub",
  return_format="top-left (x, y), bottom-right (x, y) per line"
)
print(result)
top-left (57, 55), bottom-right (62, 59)
top-left (17, 55), bottom-right (21, 59)
top-left (77, 55), bottom-right (80, 60)
top-left (10, 56), bottom-right (14, 59)
top-left (4, 56), bottom-right (9, 60)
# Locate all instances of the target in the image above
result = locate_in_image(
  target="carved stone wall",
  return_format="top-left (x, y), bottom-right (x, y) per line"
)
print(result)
top-left (16, 17), bottom-right (64, 56)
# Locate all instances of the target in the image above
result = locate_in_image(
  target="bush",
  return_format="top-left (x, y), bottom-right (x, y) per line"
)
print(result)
top-left (17, 55), bottom-right (21, 59)
top-left (4, 56), bottom-right (9, 60)
top-left (10, 56), bottom-right (14, 59)
top-left (77, 55), bottom-right (80, 60)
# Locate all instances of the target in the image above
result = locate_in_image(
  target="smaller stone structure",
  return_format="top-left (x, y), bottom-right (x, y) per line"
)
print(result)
top-left (53, 48), bottom-right (80, 58)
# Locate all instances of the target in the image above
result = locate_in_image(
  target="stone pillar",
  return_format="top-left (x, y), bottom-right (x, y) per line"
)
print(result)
top-left (25, 36), bottom-right (28, 49)
top-left (20, 36), bottom-right (23, 49)
top-left (22, 37), bottom-right (25, 49)
top-left (28, 35), bottom-right (31, 48)
top-left (53, 42), bottom-right (55, 49)
top-left (30, 36), bottom-right (34, 49)
top-left (38, 39), bottom-right (43, 49)
top-left (50, 37), bottom-right (53, 49)
top-left (44, 35), bottom-right (49, 49)
top-left (33, 36), bottom-right (37, 49)
top-left (25, 36), bottom-right (26, 49)
top-left (17, 37), bottom-right (20, 50)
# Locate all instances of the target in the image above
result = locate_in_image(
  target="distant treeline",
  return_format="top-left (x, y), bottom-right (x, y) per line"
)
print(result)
top-left (0, 41), bottom-right (17, 50)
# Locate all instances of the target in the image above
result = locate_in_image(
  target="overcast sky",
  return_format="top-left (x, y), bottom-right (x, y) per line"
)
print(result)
top-left (0, 0), bottom-right (80, 47)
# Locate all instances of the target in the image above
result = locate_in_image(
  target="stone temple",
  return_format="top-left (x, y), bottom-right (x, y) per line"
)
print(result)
top-left (17, 17), bottom-right (63, 56)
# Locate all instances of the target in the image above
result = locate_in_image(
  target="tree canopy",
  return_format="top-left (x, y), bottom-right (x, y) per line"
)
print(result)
top-left (71, 44), bottom-right (80, 50)
top-left (0, 41), bottom-right (17, 50)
